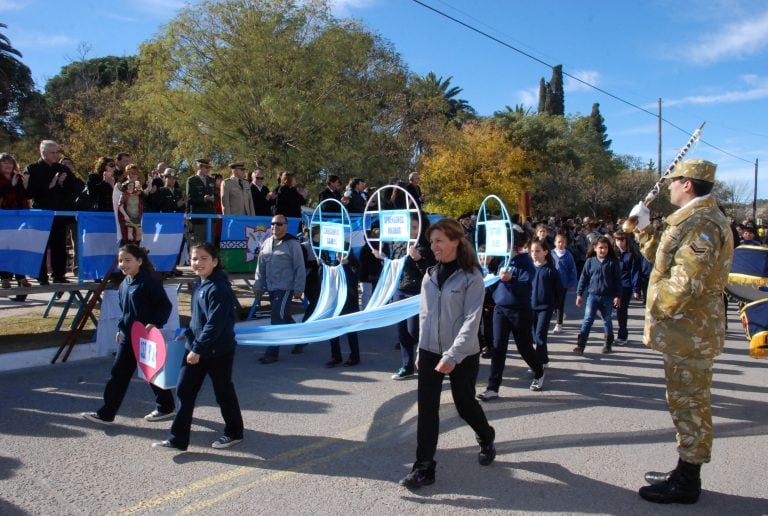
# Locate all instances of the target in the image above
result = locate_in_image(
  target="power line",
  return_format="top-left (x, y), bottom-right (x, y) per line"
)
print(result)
top-left (410, 0), bottom-right (757, 166)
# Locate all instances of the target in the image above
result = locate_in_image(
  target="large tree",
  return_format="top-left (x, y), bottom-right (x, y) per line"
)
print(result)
top-left (537, 64), bottom-right (564, 116)
top-left (404, 71), bottom-right (476, 157)
top-left (0, 23), bottom-right (35, 143)
top-left (419, 120), bottom-right (531, 216)
top-left (134, 0), bottom-right (411, 193)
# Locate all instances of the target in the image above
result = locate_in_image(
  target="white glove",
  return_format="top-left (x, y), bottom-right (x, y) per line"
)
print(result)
top-left (628, 202), bottom-right (651, 231)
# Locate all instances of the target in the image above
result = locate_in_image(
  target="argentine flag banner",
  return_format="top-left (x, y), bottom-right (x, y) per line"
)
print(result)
top-left (142, 213), bottom-right (185, 272)
top-left (0, 210), bottom-right (54, 276)
top-left (78, 212), bottom-right (119, 281)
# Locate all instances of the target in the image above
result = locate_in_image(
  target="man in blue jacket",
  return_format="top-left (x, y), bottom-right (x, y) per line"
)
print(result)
top-left (253, 214), bottom-right (306, 363)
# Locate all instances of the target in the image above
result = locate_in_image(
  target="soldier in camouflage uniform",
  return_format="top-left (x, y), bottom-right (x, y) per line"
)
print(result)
top-left (629, 159), bottom-right (733, 504)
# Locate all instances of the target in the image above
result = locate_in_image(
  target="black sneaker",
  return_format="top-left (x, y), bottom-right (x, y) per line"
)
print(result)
top-left (400, 469), bottom-right (435, 489)
top-left (478, 426), bottom-right (496, 466)
top-left (81, 412), bottom-right (113, 425)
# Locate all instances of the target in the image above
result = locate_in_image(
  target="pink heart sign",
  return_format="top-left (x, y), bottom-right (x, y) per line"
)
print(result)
top-left (130, 322), bottom-right (167, 384)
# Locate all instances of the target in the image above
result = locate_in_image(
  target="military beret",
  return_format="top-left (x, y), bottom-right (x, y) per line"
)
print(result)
top-left (668, 159), bottom-right (716, 183)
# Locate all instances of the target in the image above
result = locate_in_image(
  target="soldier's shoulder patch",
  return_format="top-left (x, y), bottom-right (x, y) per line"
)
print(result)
top-left (689, 242), bottom-right (708, 254)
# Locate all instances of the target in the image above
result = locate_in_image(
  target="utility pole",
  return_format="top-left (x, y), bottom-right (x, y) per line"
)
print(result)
top-left (753, 158), bottom-right (759, 222)
top-left (657, 98), bottom-right (662, 176)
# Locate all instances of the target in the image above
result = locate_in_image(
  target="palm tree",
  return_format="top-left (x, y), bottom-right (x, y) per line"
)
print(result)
top-left (0, 23), bottom-right (35, 139)
top-left (405, 72), bottom-right (476, 157)
top-left (0, 23), bottom-right (23, 62)
top-left (410, 72), bottom-right (476, 126)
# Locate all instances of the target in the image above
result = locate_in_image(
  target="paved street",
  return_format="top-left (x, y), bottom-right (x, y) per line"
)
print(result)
top-left (0, 293), bottom-right (766, 515)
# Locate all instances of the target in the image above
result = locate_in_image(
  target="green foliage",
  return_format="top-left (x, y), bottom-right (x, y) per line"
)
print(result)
top-left (133, 0), bottom-right (412, 197)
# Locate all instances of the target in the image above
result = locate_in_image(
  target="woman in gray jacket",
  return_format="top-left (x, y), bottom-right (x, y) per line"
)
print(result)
top-left (400, 218), bottom-right (496, 489)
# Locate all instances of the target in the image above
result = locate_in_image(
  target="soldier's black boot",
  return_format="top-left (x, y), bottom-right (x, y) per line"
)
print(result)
top-left (602, 333), bottom-right (614, 354)
top-left (573, 333), bottom-right (587, 356)
top-left (639, 459), bottom-right (701, 504)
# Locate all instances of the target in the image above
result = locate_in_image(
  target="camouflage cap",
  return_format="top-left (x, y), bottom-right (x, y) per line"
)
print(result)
top-left (668, 159), bottom-right (716, 183)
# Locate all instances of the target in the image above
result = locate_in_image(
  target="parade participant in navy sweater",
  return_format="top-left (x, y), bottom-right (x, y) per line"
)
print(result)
top-left (82, 245), bottom-right (175, 425)
top-left (552, 232), bottom-right (578, 333)
top-left (574, 236), bottom-right (622, 355)
top-left (613, 231), bottom-right (641, 345)
top-left (530, 238), bottom-right (563, 367)
top-left (154, 243), bottom-right (244, 451)
top-left (478, 225), bottom-right (545, 400)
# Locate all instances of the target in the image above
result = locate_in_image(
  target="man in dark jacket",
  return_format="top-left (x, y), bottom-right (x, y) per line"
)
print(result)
top-left (319, 174), bottom-right (342, 212)
top-left (25, 140), bottom-right (77, 284)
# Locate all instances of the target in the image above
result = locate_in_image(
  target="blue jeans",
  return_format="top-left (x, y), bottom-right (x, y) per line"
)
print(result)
top-left (579, 293), bottom-right (614, 336)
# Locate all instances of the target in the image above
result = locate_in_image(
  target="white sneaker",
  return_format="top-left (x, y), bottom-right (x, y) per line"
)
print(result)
top-left (614, 338), bottom-right (627, 346)
top-left (211, 435), bottom-right (243, 449)
top-left (552, 324), bottom-right (563, 334)
top-left (144, 409), bottom-right (175, 422)
top-left (477, 390), bottom-right (499, 401)
top-left (530, 373), bottom-right (545, 391)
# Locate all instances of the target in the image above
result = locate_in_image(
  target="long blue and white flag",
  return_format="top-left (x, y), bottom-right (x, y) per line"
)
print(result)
top-left (78, 212), bottom-right (120, 281)
top-left (0, 210), bottom-right (54, 277)
top-left (142, 213), bottom-right (185, 272)
top-left (234, 274), bottom-right (499, 346)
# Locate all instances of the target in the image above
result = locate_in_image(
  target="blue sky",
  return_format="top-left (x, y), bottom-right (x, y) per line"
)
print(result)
top-left (2, 0), bottom-right (767, 198)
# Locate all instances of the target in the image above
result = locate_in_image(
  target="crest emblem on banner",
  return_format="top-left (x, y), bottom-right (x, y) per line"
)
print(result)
top-left (245, 224), bottom-right (269, 262)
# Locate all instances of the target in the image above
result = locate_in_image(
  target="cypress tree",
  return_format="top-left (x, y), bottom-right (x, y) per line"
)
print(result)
top-left (588, 102), bottom-right (612, 151)
top-left (550, 65), bottom-right (564, 116)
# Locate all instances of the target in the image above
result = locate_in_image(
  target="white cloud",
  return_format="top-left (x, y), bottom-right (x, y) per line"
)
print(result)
top-left (135, 0), bottom-right (188, 10)
top-left (516, 86), bottom-right (539, 109)
top-left (0, 0), bottom-right (27, 12)
top-left (664, 83), bottom-right (768, 107)
top-left (11, 33), bottom-right (77, 49)
top-left (565, 69), bottom-right (600, 93)
top-left (686, 9), bottom-right (768, 64)
top-left (328, 0), bottom-right (378, 16)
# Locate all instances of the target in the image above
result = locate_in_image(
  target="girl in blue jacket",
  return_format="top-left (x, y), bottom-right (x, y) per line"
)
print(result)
top-left (82, 244), bottom-right (175, 425)
top-left (613, 231), bottom-right (641, 345)
top-left (574, 236), bottom-right (621, 355)
top-left (551, 232), bottom-right (577, 333)
top-left (154, 242), bottom-right (244, 451)
top-left (530, 238), bottom-right (563, 368)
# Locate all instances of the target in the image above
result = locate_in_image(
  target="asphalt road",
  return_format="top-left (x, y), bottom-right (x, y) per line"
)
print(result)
top-left (0, 293), bottom-right (766, 515)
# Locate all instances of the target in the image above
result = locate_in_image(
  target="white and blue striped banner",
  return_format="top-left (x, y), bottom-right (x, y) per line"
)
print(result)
top-left (78, 212), bottom-right (119, 281)
top-left (234, 274), bottom-right (499, 346)
top-left (0, 210), bottom-right (54, 276)
top-left (142, 213), bottom-right (185, 272)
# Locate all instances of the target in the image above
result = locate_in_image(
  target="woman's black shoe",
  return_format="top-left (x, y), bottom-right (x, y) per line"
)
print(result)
top-left (400, 469), bottom-right (435, 489)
